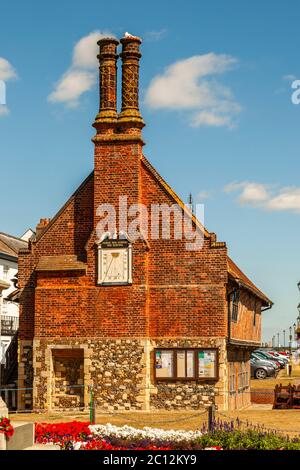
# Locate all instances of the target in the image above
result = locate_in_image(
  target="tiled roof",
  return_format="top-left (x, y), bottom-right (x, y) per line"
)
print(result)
top-left (0, 232), bottom-right (28, 257)
top-left (36, 255), bottom-right (87, 272)
top-left (5, 288), bottom-right (21, 302)
top-left (227, 257), bottom-right (272, 306)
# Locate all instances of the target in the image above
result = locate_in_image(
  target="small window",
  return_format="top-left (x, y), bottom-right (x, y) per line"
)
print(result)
top-left (2, 300), bottom-right (8, 315)
top-left (3, 265), bottom-right (9, 280)
top-left (238, 361), bottom-right (249, 391)
top-left (154, 348), bottom-right (218, 381)
top-left (253, 299), bottom-right (257, 326)
top-left (231, 289), bottom-right (240, 322)
top-left (229, 362), bottom-right (235, 394)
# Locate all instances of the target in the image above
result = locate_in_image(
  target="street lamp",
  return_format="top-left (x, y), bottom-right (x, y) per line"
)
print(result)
top-left (289, 326), bottom-right (292, 354)
top-left (283, 329), bottom-right (286, 348)
top-left (277, 332), bottom-right (280, 348)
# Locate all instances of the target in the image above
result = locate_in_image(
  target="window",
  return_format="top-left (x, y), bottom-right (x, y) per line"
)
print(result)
top-left (2, 300), bottom-right (8, 315)
top-left (229, 362), bottom-right (236, 394)
top-left (231, 289), bottom-right (240, 322)
top-left (238, 362), bottom-right (249, 391)
top-left (253, 299), bottom-right (257, 326)
top-left (3, 265), bottom-right (9, 280)
top-left (154, 349), bottom-right (218, 381)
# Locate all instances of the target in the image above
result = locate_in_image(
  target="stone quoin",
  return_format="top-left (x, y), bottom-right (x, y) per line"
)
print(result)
top-left (17, 34), bottom-right (272, 412)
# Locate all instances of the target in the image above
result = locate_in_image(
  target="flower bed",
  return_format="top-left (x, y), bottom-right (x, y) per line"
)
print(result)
top-left (35, 421), bottom-right (205, 450)
top-left (34, 420), bottom-right (300, 450)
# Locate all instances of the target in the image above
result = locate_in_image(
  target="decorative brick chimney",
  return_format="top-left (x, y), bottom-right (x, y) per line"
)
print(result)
top-left (92, 34), bottom-right (145, 233)
top-left (118, 34), bottom-right (144, 134)
top-left (93, 37), bottom-right (119, 132)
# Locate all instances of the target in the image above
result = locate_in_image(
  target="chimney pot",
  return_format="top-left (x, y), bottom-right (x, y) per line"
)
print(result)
top-left (36, 218), bottom-right (51, 238)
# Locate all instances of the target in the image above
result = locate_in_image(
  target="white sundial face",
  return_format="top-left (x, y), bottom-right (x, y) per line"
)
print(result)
top-left (102, 249), bottom-right (128, 283)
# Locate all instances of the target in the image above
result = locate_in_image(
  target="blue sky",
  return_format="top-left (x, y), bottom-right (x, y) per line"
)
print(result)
top-left (1, 0), bottom-right (300, 342)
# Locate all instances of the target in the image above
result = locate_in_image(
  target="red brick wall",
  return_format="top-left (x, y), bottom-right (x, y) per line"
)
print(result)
top-left (19, 136), bottom-right (230, 340)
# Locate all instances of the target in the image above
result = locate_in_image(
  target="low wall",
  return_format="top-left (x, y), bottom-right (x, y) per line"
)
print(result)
top-left (251, 388), bottom-right (274, 405)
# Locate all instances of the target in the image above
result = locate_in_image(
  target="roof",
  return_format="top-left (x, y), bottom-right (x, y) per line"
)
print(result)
top-left (36, 255), bottom-right (87, 272)
top-left (5, 288), bottom-right (21, 302)
top-left (227, 257), bottom-right (272, 306)
top-left (0, 232), bottom-right (28, 258)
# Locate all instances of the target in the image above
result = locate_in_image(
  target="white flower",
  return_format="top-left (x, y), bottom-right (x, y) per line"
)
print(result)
top-left (89, 423), bottom-right (202, 442)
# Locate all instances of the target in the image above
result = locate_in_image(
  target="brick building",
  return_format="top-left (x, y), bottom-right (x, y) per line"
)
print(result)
top-left (17, 34), bottom-right (272, 412)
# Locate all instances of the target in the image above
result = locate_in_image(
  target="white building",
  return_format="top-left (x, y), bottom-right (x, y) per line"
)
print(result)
top-left (0, 231), bottom-right (32, 363)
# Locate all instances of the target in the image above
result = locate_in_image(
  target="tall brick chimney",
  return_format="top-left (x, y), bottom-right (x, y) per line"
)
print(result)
top-left (93, 34), bottom-right (144, 233)
top-left (118, 34), bottom-right (144, 133)
top-left (94, 37), bottom-right (119, 132)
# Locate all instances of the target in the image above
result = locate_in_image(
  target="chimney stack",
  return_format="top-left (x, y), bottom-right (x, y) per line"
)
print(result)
top-left (118, 34), bottom-right (144, 132)
top-left (36, 218), bottom-right (51, 238)
top-left (94, 37), bottom-right (119, 130)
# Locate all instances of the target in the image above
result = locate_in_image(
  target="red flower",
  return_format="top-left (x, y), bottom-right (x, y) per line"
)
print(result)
top-left (0, 416), bottom-right (14, 440)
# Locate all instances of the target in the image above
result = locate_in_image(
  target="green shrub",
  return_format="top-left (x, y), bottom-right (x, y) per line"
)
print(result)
top-left (196, 429), bottom-right (300, 450)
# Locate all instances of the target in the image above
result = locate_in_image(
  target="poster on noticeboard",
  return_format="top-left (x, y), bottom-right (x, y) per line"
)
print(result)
top-left (198, 350), bottom-right (216, 378)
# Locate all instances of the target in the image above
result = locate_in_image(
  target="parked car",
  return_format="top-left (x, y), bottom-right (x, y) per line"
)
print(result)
top-left (278, 351), bottom-right (289, 357)
top-left (250, 358), bottom-right (276, 379)
top-left (253, 350), bottom-right (285, 369)
top-left (268, 351), bottom-right (289, 362)
top-left (251, 352), bottom-right (280, 370)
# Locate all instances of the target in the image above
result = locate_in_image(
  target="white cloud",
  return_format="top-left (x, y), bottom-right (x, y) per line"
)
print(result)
top-left (0, 57), bottom-right (17, 116)
top-left (48, 30), bottom-right (115, 107)
top-left (48, 69), bottom-right (96, 108)
top-left (144, 53), bottom-right (241, 128)
top-left (225, 181), bottom-right (300, 213)
top-left (144, 29), bottom-right (167, 42)
top-left (0, 58), bottom-right (17, 81)
top-left (266, 187), bottom-right (300, 212)
top-left (196, 190), bottom-right (211, 201)
top-left (283, 74), bottom-right (297, 82)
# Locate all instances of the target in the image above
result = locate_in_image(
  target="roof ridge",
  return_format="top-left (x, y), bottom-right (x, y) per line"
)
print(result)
top-left (0, 232), bottom-right (28, 243)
